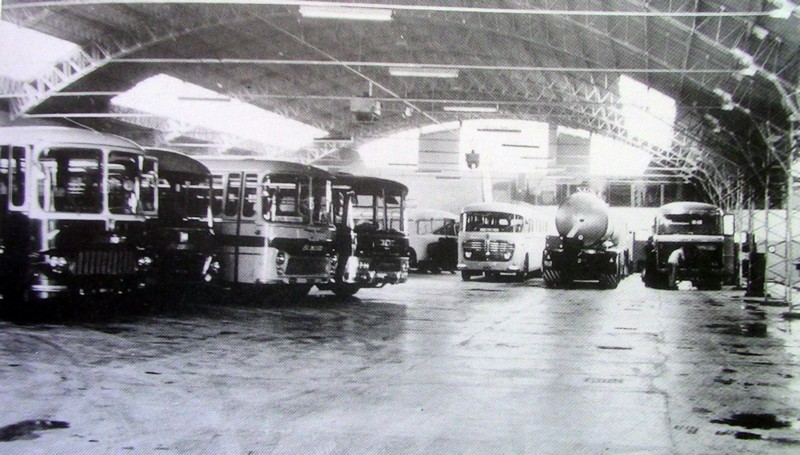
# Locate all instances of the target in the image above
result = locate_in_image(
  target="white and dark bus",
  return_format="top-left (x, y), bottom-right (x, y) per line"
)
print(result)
top-left (320, 174), bottom-right (409, 298)
top-left (143, 148), bottom-right (220, 290)
top-left (405, 208), bottom-right (459, 273)
top-left (458, 201), bottom-right (550, 281)
top-left (199, 157), bottom-right (336, 300)
top-left (0, 126), bottom-right (156, 303)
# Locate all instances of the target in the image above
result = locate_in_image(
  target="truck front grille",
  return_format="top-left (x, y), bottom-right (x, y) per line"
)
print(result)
top-left (75, 250), bottom-right (137, 276)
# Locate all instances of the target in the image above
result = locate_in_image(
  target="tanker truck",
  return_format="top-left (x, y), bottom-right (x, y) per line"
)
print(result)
top-left (541, 192), bottom-right (630, 289)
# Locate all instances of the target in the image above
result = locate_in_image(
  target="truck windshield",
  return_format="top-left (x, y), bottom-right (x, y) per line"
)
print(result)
top-left (464, 212), bottom-right (524, 233)
top-left (657, 213), bottom-right (720, 235)
top-left (38, 148), bottom-right (103, 214)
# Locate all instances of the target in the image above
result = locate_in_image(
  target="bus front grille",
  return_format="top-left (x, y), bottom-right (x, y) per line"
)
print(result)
top-left (285, 257), bottom-right (329, 276)
top-left (464, 239), bottom-right (485, 252)
top-left (75, 250), bottom-right (137, 276)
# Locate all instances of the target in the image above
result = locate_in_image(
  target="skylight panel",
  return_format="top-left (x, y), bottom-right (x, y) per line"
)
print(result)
top-left (0, 21), bottom-right (78, 81)
top-left (111, 74), bottom-right (325, 151)
top-left (618, 75), bottom-right (676, 151)
top-left (589, 133), bottom-right (651, 176)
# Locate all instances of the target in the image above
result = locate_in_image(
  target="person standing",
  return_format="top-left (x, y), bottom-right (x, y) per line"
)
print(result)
top-left (667, 246), bottom-right (685, 290)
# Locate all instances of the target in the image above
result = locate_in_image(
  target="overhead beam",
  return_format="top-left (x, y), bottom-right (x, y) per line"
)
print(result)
top-left (5, 1), bottom-right (787, 18)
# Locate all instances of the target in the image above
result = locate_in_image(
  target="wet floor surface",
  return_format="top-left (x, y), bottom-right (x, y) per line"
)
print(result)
top-left (1, 274), bottom-right (799, 454)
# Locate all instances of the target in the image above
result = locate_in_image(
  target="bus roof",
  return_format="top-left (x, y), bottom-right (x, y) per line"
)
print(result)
top-left (658, 201), bottom-right (721, 215)
top-left (461, 201), bottom-right (540, 217)
top-left (332, 173), bottom-right (408, 196)
top-left (406, 208), bottom-right (458, 220)
top-left (196, 156), bottom-right (332, 179)
top-left (144, 148), bottom-right (210, 176)
top-left (0, 126), bottom-right (143, 151)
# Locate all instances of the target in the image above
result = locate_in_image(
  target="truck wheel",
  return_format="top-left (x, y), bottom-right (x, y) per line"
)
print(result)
top-left (600, 274), bottom-right (619, 289)
top-left (461, 271), bottom-right (472, 281)
top-left (543, 270), bottom-right (560, 288)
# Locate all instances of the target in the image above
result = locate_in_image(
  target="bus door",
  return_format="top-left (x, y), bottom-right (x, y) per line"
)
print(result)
top-left (0, 145), bottom-right (29, 292)
top-left (218, 172), bottom-right (263, 285)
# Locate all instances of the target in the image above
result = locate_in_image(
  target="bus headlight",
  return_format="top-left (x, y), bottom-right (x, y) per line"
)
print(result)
top-left (276, 251), bottom-right (287, 266)
top-left (464, 251), bottom-right (472, 259)
top-left (502, 251), bottom-right (513, 260)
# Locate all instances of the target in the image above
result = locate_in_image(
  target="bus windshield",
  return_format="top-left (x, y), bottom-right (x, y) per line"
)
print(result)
top-left (464, 211), bottom-right (524, 233)
top-left (351, 193), bottom-right (404, 232)
top-left (656, 213), bottom-right (721, 235)
top-left (38, 148), bottom-right (103, 214)
top-left (262, 174), bottom-right (330, 225)
top-left (108, 151), bottom-right (143, 215)
top-left (159, 173), bottom-right (212, 220)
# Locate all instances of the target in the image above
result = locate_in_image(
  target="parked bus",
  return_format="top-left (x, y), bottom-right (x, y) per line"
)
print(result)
top-left (0, 126), bottom-right (156, 304)
top-left (458, 201), bottom-right (549, 281)
top-left (143, 148), bottom-right (219, 290)
top-left (199, 157), bottom-right (336, 300)
top-left (318, 174), bottom-right (409, 297)
top-left (406, 208), bottom-right (458, 273)
top-left (643, 201), bottom-right (733, 290)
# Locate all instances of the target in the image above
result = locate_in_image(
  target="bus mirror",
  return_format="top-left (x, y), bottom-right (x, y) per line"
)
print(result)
top-left (723, 214), bottom-right (734, 236)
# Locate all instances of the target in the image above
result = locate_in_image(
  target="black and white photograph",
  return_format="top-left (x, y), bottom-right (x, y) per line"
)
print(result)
top-left (1, 0), bottom-right (799, 453)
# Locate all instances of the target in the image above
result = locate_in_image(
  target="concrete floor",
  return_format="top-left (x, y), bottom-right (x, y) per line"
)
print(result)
top-left (1, 274), bottom-right (799, 454)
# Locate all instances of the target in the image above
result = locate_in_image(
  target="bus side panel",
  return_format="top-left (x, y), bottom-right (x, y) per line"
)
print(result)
top-left (2, 212), bottom-right (33, 299)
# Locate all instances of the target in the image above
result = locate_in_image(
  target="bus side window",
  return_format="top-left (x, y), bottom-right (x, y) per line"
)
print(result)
top-left (0, 146), bottom-right (9, 214)
top-left (211, 174), bottom-right (224, 216)
top-left (242, 173), bottom-right (258, 218)
top-left (10, 146), bottom-right (25, 207)
top-left (224, 173), bottom-right (242, 217)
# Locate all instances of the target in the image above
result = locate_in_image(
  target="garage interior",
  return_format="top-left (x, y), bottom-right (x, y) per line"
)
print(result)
top-left (1, 0), bottom-right (800, 453)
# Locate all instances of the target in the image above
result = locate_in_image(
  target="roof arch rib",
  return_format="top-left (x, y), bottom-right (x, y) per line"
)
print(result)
top-left (4, 5), bottom-right (256, 119)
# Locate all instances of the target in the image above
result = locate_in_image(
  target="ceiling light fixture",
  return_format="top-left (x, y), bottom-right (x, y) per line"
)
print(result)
top-left (389, 67), bottom-right (459, 78)
top-left (443, 105), bottom-right (498, 113)
top-left (298, 5), bottom-right (393, 21)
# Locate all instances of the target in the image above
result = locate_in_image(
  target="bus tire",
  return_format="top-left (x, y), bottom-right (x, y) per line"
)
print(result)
top-left (272, 284), bottom-right (312, 303)
top-left (515, 255), bottom-right (530, 282)
top-left (407, 249), bottom-right (418, 270)
top-left (332, 284), bottom-right (360, 299)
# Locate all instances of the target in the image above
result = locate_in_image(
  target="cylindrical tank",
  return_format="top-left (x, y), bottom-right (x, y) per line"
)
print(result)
top-left (555, 192), bottom-right (618, 246)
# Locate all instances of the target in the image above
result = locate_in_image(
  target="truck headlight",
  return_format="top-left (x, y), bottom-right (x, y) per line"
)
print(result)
top-left (502, 252), bottom-right (513, 260)
top-left (137, 255), bottom-right (154, 269)
top-left (358, 259), bottom-right (370, 271)
top-left (276, 251), bottom-right (287, 266)
top-left (464, 251), bottom-right (472, 259)
top-left (46, 255), bottom-right (69, 273)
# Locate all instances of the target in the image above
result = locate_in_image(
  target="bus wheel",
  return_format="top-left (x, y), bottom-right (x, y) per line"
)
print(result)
top-left (515, 255), bottom-right (530, 282)
top-left (332, 284), bottom-right (360, 299)
top-left (273, 285), bottom-right (312, 303)
top-left (407, 249), bottom-right (418, 270)
top-left (461, 271), bottom-right (472, 281)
